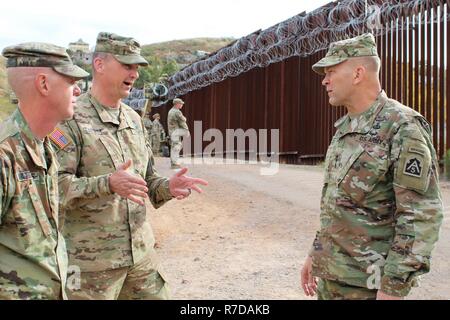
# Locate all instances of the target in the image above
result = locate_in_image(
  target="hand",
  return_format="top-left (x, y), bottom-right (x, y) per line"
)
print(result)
top-left (169, 167), bottom-right (208, 200)
top-left (300, 255), bottom-right (318, 297)
top-left (376, 291), bottom-right (404, 300)
top-left (109, 159), bottom-right (148, 205)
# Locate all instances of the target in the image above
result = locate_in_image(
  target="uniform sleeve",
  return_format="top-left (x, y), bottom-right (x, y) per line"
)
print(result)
top-left (381, 119), bottom-right (443, 297)
top-left (0, 157), bottom-right (14, 221)
top-left (143, 137), bottom-right (173, 208)
top-left (55, 121), bottom-right (112, 210)
top-left (176, 110), bottom-right (189, 131)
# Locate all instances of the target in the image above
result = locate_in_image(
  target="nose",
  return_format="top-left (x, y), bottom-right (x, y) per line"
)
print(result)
top-left (132, 69), bottom-right (139, 80)
top-left (322, 76), bottom-right (329, 86)
top-left (73, 84), bottom-right (82, 97)
top-left (129, 66), bottom-right (139, 80)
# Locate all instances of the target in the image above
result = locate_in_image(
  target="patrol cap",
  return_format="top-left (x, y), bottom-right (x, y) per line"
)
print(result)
top-left (312, 33), bottom-right (378, 75)
top-left (94, 32), bottom-right (149, 66)
top-left (158, 73), bottom-right (169, 82)
top-left (173, 98), bottom-right (184, 105)
top-left (2, 42), bottom-right (89, 79)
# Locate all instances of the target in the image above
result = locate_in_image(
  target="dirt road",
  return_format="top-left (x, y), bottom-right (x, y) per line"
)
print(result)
top-left (150, 157), bottom-right (450, 300)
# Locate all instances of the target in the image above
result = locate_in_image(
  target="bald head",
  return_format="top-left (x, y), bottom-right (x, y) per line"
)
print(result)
top-left (7, 67), bottom-right (53, 101)
top-left (348, 56), bottom-right (381, 76)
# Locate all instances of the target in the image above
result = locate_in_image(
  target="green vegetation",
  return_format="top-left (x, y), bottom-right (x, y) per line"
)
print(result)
top-left (141, 37), bottom-right (234, 59)
top-left (136, 37), bottom-right (234, 88)
top-left (0, 57), bottom-right (15, 122)
top-left (135, 56), bottom-right (178, 88)
top-left (0, 57), bottom-right (8, 97)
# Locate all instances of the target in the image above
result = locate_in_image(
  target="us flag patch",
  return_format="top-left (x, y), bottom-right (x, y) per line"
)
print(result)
top-left (48, 127), bottom-right (70, 149)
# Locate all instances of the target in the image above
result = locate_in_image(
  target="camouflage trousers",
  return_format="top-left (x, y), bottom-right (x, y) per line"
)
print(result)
top-left (170, 138), bottom-right (182, 166)
top-left (151, 135), bottom-right (161, 156)
top-left (317, 278), bottom-right (377, 300)
top-left (67, 251), bottom-right (170, 300)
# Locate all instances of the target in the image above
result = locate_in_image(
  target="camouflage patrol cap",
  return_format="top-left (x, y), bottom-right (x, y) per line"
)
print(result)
top-left (2, 42), bottom-right (89, 79)
top-left (94, 32), bottom-right (149, 66)
top-left (173, 98), bottom-right (184, 105)
top-left (158, 73), bottom-right (169, 81)
top-left (312, 33), bottom-right (378, 75)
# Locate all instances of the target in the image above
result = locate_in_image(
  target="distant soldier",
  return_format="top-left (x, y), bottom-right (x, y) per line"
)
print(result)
top-left (167, 98), bottom-right (189, 169)
top-left (300, 33), bottom-right (443, 300)
top-left (151, 113), bottom-right (165, 156)
top-left (143, 111), bottom-right (154, 148)
top-left (0, 42), bottom-right (88, 299)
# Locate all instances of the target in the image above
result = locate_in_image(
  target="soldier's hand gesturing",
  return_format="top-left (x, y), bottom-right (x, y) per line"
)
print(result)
top-left (169, 167), bottom-right (208, 200)
top-left (109, 159), bottom-right (149, 205)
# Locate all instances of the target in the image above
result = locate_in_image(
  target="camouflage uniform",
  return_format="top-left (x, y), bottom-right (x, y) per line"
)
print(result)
top-left (53, 32), bottom-right (173, 300)
top-left (151, 115), bottom-right (165, 156)
top-left (309, 34), bottom-right (443, 299)
top-left (168, 98), bottom-right (189, 167)
top-left (0, 43), bottom-right (88, 300)
top-left (0, 110), bottom-right (68, 300)
top-left (143, 116), bottom-right (154, 149)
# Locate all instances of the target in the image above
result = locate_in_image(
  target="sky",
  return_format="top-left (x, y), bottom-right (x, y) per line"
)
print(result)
top-left (0, 0), bottom-right (331, 51)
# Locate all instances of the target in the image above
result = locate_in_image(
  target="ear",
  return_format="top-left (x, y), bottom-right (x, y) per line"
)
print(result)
top-left (93, 56), bottom-right (104, 73)
top-left (35, 73), bottom-right (50, 96)
top-left (353, 66), bottom-right (366, 85)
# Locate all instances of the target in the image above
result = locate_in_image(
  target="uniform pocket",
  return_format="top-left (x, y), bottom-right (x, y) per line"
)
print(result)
top-left (336, 145), bottom-right (365, 185)
top-left (27, 182), bottom-right (53, 237)
top-left (98, 136), bottom-right (124, 171)
top-left (338, 145), bottom-right (389, 203)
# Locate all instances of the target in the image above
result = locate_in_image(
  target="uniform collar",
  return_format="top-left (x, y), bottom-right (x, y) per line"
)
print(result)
top-left (334, 90), bottom-right (388, 136)
top-left (12, 109), bottom-right (47, 169)
top-left (88, 91), bottom-right (134, 130)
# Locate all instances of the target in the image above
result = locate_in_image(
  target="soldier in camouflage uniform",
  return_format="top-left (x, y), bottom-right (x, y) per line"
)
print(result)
top-left (0, 42), bottom-right (88, 299)
top-left (300, 33), bottom-right (443, 300)
top-left (52, 32), bottom-right (208, 300)
top-left (143, 111), bottom-right (154, 149)
top-left (168, 98), bottom-right (189, 169)
top-left (151, 113), bottom-right (165, 156)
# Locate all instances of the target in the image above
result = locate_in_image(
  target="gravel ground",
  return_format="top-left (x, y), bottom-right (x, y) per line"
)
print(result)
top-left (150, 157), bottom-right (450, 300)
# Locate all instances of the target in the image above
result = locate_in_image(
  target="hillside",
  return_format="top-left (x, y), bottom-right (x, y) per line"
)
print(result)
top-left (0, 56), bottom-right (8, 97)
top-left (0, 56), bottom-right (15, 122)
top-left (141, 37), bottom-right (235, 66)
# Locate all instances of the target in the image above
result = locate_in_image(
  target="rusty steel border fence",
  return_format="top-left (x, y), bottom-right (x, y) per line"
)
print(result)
top-left (153, 0), bottom-right (449, 165)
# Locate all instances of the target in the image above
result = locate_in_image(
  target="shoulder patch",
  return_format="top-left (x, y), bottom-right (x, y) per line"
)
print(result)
top-left (403, 157), bottom-right (423, 178)
top-left (48, 127), bottom-right (70, 150)
top-left (395, 140), bottom-right (431, 193)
